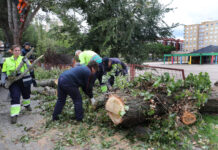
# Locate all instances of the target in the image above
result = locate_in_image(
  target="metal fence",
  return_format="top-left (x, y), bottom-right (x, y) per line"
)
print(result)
top-left (128, 64), bottom-right (185, 81)
top-left (39, 63), bottom-right (185, 81)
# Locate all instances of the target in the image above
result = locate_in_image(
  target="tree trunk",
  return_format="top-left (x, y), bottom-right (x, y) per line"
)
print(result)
top-left (2, 28), bottom-right (13, 44)
top-left (32, 86), bottom-right (57, 96)
top-left (36, 79), bottom-right (58, 88)
top-left (7, 0), bottom-right (41, 45)
top-left (93, 93), bottom-right (110, 109)
top-left (105, 94), bottom-right (165, 127)
top-left (200, 90), bottom-right (218, 114)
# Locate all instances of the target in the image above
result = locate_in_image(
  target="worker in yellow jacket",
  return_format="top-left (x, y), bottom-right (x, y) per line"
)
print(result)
top-left (0, 45), bottom-right (33, 124)
top-left (75, 50), bottom-right (102, 65)
top-left (75, 50), bottom-right (107, 92)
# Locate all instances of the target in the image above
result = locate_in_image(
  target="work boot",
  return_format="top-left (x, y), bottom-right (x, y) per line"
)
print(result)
top-left (25, 105), bottom-right (32, 111)
top-left (11, 116), bottom-right (17, 124)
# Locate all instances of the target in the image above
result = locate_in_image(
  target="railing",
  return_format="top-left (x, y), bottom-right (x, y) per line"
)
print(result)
top-left (38, 63), bottom-right (185, 81)
top-left (128, 64), bottom-right (185, 81)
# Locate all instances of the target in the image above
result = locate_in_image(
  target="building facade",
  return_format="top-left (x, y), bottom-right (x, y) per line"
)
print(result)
top-left (158, 38), bottom-right (184, 51)
top-left (184, 20), bottom-right (218, 52)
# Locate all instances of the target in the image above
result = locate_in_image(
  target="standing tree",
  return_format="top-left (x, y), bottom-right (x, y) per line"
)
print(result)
top-left (1, 0), bottom-right (58, 45)
top-left (52, 0), bottom-right (178, 64)
top-left (0, 0), bottom-right (12, 44)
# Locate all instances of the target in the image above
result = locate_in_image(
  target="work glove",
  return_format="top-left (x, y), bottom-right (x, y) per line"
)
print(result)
top-left (32, 79), bottom-right (37, 87)
top-left (90, 97), bottom-right (97, 106)
top-left (101, 85), bottom-right (108, 93)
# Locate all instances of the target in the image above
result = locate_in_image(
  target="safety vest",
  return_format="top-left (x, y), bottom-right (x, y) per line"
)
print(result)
top-left (79, 50), bottom-right (102, 65)
top-left (2, 55), bottom-right (28, 76)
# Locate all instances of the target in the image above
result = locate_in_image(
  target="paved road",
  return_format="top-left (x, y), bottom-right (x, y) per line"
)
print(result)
top-left (146, 62), bottom-right (218, 85)
top-left (0, 87), bottom-right (53, 150)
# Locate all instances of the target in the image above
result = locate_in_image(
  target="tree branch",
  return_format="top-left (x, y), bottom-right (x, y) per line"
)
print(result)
top-left (12, 1), bottom-right (18, 34)
top-left (23, 4), bottom-right (41, 31)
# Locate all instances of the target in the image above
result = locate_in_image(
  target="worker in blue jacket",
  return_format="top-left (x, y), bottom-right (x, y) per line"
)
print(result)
top-left (21, 42), bottom-right (37, 87)
top-left (102, 57), bottom-right (128, 86)
top-left (52, 61), bottom-right (99, 122)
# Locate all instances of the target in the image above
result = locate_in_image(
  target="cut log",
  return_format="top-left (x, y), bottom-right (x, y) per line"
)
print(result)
top-left (104, 89), bottom-right (218, 127)
top-left (37, 79), bottom-right (57, 88)
top-left (200, 88), bottom-right (218, 114)
top-left (105, 94), bottom-right (165, 127)
top-left (32, 86), bottom-right (56, 96)
top-left (181, 111), bottom-right (196, 125)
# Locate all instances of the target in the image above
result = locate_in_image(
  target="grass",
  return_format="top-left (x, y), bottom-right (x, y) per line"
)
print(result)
top-left (34, 67), bottom-right (64, 80)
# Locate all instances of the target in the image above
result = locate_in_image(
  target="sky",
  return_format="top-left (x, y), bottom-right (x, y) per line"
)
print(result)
top-left (159, 0), bottom-right (218, 40)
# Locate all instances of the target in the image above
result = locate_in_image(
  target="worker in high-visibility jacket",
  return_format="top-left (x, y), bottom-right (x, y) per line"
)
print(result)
top-left (75, 50), bottom-right (102, 65)
top-left (75, 50), bottom-right (106, 91)
top-left (0, 45), bottom-right (33, 124)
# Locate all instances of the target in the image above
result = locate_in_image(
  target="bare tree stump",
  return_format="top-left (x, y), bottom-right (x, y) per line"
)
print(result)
top-left (181, 111), bottom-right (196, 125)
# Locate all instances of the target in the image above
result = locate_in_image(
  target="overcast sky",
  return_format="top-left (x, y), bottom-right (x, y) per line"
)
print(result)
top-left (160, 0), bottom-right (218, 40)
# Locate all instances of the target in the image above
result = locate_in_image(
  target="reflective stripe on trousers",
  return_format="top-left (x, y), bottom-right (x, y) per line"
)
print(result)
top-left (22, 99), bottom-right (30, 106)
top-left (10, 104), bottom-right (21, 117)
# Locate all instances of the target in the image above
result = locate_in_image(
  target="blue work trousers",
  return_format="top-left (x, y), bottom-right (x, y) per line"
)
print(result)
top-left (9, 79), bottom-right (31, 105)
top-left (52, 76), bottom-right (83, 121)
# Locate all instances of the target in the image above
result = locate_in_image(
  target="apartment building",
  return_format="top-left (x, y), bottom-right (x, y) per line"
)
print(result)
top-left (184, 20), bottom-right (218, 52)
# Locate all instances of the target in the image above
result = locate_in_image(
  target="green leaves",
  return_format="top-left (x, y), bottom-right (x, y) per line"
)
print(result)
top-left (50, 0), bottom-right (177, 63)
top-left (119, 110), bottom-right (126, 117)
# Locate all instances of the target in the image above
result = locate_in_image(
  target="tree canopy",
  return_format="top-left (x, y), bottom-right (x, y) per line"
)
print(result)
top-left (51, 0), bottom-right (178, 63)
top-left (0, 0), bottom-right (178, 64)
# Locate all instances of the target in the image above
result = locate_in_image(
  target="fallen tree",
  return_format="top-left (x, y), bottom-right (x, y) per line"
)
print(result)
top-left (200, 88), bottom-right (218, 114)
top-left (36, 79), bottom-right (58, 88)
top-left (102, 72), bottom-right (212, 127)
top-left (32, 86), bottom-right (57, 96)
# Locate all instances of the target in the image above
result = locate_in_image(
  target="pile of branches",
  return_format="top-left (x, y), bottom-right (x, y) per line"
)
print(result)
top-left (44, 49), bottom-right (72, 65)
top-left (102, 72), bottom-right (211, 127)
